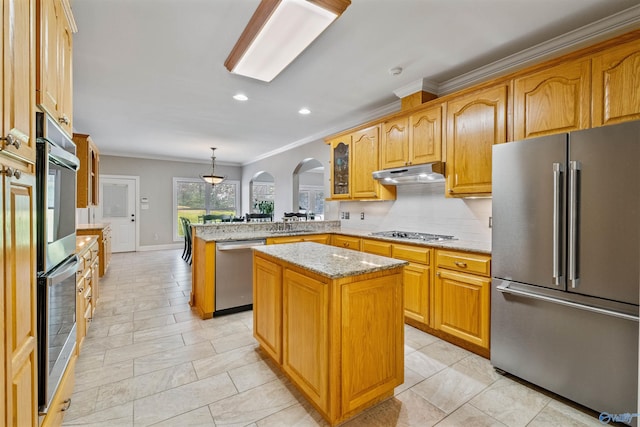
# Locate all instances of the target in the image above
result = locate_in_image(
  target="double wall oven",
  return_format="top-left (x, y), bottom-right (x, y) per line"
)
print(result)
top-left (35, 113), bottom-right (80, 414)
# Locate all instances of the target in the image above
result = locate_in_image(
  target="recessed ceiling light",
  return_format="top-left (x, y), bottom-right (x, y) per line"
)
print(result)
top-left (233, 93), bottom-right (248, 101)
top-left (299, 108), bottom-right (311, 115)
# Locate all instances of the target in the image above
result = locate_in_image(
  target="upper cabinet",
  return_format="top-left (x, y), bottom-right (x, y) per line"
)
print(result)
top-left (446, 84), bottom-right (508, 197)
top-left (380, 104), bottom-right (444, 169)
top-left (37, 0), bottom-right (76, 137)
top-left (2, 0), bottom-right (37, 163)
top-left (73, 133), bottom-right (100, 208)
top-left (592, 39), bottom-right (640, 127)
top-left (513, 60), bottom-right (591, 140)
top-left (327, 126), bottom-right (395, 201)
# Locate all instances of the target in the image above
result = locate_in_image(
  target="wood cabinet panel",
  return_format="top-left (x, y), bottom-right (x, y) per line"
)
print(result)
top-left (328, 135), bottom-right (351, 199)
top-left (514, 60), bottom-right (591, 140)
top-left (282, 268), bottom-right (329, 410)
top-left (434, 269), bottom-right (491, 349)
top-left (73, 133), bottom-right (100, 208)
top-left (392, 244), bottom-right (430, 265)
top-left (267, 234), bottom-right (330, 245)
top-left (361, 239), bottom-right (391, 257)
top-left (436, 250), bottom-right (490, 277)
top-left (381, 117), bottom-right (409, 169)
top-left (592, 39), bottom-right (640, 127)
top-left (409, 104), bottom-right (443, 165)
top-left (351, 126), bottom-right (380, 198)
top-left (402, 262), bottom-right (431, 325)
top-left (331, 234), bottom-right (361, 251)
top-left (341, 275), bottom-right (403, 413)
top-left (39, 355), bottom-right (75, 427)
top-left (446, 84), bottom-right (507, 197)
top-left (253, 256), bottom-right (282, 363)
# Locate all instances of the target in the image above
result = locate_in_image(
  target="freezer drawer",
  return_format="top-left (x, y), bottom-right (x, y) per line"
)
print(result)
top-left (491, 279), bottom-right (638, 422)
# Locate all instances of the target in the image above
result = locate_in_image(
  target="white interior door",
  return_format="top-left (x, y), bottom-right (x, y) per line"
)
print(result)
top-left (98, 176), bottom-right (137, 252)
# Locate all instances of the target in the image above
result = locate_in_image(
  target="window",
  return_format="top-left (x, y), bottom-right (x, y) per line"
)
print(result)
top-left (299, 185), bottom-right (324, 219)
top-left (173, 178), bottom-right (240, 241)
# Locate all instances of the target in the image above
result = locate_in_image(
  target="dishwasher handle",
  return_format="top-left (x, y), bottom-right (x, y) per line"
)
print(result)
top-left (216, 240), bottom-right (266, 251)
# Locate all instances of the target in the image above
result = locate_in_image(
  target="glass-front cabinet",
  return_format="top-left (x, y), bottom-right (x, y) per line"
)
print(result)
top-left (329, 135), bottom-right (351, 199)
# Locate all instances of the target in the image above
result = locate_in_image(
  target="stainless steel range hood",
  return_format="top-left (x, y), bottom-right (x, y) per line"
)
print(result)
top-left (372, 163), bottom-right (445, 185)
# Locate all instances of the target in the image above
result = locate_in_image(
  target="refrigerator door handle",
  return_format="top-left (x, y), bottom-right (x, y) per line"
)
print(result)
top-left (568, 160), bottom-right (580, 288)
top-left (497, 282), bottom-right (638, 322)
top-left (552, 163), bottom-right (563, 285)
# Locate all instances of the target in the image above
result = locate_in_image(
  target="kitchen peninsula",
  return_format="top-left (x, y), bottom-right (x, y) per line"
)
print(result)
top-left (252, 242), bottom-right (407, 426)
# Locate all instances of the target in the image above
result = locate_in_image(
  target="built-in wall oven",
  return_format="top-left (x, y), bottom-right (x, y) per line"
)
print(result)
top-left (36, 113), bottom-right (80, 414)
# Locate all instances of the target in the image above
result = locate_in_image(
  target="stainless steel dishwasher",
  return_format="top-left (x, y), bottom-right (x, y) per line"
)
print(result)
top-left (214, 239), bottom-right (265, 316)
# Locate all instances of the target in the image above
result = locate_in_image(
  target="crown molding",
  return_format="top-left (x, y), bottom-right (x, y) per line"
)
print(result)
top-left (438, 4), bottom-right (640, 95)
top-left (393, 78), bottom-right (440, 98)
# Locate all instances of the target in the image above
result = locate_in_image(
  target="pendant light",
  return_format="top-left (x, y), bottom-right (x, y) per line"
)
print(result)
top-left (201, 147), bottom-right (225, 185)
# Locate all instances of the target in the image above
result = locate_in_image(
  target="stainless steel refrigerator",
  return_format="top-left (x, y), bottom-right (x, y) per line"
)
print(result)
top-left (491, 120), bottom-right (639, 420)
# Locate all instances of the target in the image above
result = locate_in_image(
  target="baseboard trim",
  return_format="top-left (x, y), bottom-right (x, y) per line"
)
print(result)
top-left (136, 243), bottom-right (184, 252)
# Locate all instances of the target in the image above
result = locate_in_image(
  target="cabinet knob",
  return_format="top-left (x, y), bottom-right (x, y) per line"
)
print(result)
top-left (78, 286), bottom-right (84, 293)
top-left (436, 272), bottom-right (441, 277)
top-left (61, 398), bottom-right (72, 412)
top-left (2, 167), bottom-right (21, 179)
top-left (59, 115), bottom-right (70, 125)
top-left (448, 189), bottom-right (454, 194)
top-left (2, 133), bottom-right (21, 149)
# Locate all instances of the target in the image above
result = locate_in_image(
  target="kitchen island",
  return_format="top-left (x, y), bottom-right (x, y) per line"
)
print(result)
top-left (252, 242), bottom-right (407, 426)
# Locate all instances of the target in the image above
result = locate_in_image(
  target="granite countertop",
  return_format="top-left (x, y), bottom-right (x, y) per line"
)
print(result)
top-left (77, 222), bottom-right (111, 230)
top-left (75, 235), bottom-right (99, 254)
top-left (254, 242), bottom-right (408, 279)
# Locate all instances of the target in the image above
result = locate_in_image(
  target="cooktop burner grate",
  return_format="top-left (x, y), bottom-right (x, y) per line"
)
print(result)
top-left (370, 231), bottom-right (456, 242)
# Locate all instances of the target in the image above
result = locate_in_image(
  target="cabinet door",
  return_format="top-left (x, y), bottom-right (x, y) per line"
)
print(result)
top-left (351, 126), bottom-right (380, 199)
top-left (76, 273), bottom-right (86, 352)
top-left (409, 104), bottom-right (443, 165)
top-left (58, 16), bottom-right (73, 135)
top-left (37, 0), bottom-right (60, 122)
top-left (403, 262), bottom-right (431, 325)
top-left (446, 85), bottom-right (507, 196)
top-left (434, 269), bottom-right (491, 349)
top-left (253, 255), bottom-right (283, 363)
top-left (381, 116), bottom-right (409, 169)
top-left (328, 136), bottom-right (351, 199)
top-left (3, 0), bottom-right (36, 162)
top-left (2, 166), bottom-right (38, 427)
top-left (331, 235), bottom-right (360, 251)
top-left (514, 60), bottom-right (591, 140)
top-left (282, 268), bottom-right (329, 410)
top-left (361, 239), bottom-right (391, 257)
top-left (592, 40), bottom-right (640, 127)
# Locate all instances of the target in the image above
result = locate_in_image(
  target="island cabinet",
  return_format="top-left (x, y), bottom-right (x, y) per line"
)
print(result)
top-left (592, 38), bottom-right (640, 127)
top-left (380, 103), bottom-right (444, 170)
top-left (513, 59), bottom-right (591, 140)
top-left (434, 249), bottom-right (491, 355)
top-left (253, 243), bottom-right (406, 426)
top-left (445, 84), bottom-right (508, 197)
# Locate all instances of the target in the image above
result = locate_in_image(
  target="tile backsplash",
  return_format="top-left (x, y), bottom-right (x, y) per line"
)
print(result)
top-left (336, 182), bottom-right (492, 243)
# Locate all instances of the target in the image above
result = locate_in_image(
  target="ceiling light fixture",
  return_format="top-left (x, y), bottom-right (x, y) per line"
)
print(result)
top-left (224, 0), bottom-right (351, 82)
top-left (233, 93), bottom-right (249, 101)
top-left (201, 147), bottom-right (226, 185)
top-left (298, 107), bottom-right (311, 115)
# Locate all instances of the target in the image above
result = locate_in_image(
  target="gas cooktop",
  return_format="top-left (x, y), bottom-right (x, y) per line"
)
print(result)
top-left (370, 231), bottom-right (456, 242)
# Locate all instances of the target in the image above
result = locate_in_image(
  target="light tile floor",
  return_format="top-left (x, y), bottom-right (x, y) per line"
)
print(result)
top-left (62, 249), bottom-right (606, 427)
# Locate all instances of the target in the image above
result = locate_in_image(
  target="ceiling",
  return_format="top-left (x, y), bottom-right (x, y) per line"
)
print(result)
top-left (70, 0), bottom-right (640, 166)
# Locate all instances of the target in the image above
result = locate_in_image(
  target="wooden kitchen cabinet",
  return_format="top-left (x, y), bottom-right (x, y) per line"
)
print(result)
top-left (392, 244), bottom-right (432, 326)
top-left (331, 234), bottom-right (361, 251)
top-left (73, 133), bottom-right (100, 208)
top-left (592, 38), bottom-right (640, 127)
top-left (381, 104), bottom-right (444, 170)
top-left (266, 234), bottom-right (330, 245)
top-left (327, 127), bottom-right (395, 201)
top-left (434, 250), bottom-right (491, 352)
top-left (361, 238), bottom-right (391, 256)
top-left (76, 223), bottom-right (111, 277)
top-left (37, 0), bottom-right (76, 137)
top-left (75, 236), bottom-right (99, 353)
top-left (514, 59), bottom-right (591, 140)
top-left (253, 255), bottom-right (283, 363)
top-left (39, 355), bottom-right (75, 427)
top-left (446, 84), bottom-right (507, 197)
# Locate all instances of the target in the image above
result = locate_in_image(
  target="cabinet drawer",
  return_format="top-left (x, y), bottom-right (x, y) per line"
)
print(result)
top-left (332, 235), bottom-right (361, 250)
top-left (361, 239), bottom-right (392, 256)
top-left (40, 355), bottom-right (76, 427)
top-left (392, 244), bottom-right (430, 265)
top-left (436, 250), bottom-right (490, 276)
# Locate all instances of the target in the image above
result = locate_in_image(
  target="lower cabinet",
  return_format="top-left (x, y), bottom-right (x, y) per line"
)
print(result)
top-left (252, 255), bottom-right (282, 363)
top-left (434, 250), bottom-right (491, 352)
top-left (39, 355), bottom-right (76, 427)
top-left (76, 223), bottom-right (111, 277)
top-left (331, 234), bottom-right (361, 250)
top-left (75, 236), bottom-right (99, 353)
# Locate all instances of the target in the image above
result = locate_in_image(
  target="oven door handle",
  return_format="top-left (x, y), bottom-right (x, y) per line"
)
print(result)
top-left (47, 256), bottom-right (79, 286)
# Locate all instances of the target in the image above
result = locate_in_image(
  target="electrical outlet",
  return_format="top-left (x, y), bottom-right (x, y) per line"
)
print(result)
top-left (344, 211), bottom-right (350, 220)
top-left (360, 212), bottom-right (365, 220)
top-left (488, 217), bottom-right (492, 228)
